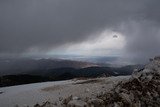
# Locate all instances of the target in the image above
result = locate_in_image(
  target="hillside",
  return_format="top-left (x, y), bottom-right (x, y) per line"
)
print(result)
top-left (0, 76), bottom-right (129, 107)
top-left (0, 58), bottom-right (97, 76)
top-left (0, 65), bottom-right (143, 87)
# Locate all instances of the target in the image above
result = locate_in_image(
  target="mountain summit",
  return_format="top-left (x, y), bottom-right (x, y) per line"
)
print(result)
top-left (97, 56), bottom-right (160, 107)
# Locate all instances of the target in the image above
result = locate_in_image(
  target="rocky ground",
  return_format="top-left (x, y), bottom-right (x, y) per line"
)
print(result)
top-left (33, 57), bottom-right (160, 107)
top-left (26, 76), bottom-right (130, 107)
top-left (0, 76), bottom-right (129, 107)
top-left (96, 57), bottom-right (160, 107)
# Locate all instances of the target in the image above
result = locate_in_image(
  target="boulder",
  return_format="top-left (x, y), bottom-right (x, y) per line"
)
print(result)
top-left (87, 98), bottom-right (104, 107)
top-left (63, 95), bottom-right (73, 105)
top-left (67, 100), bottom-right (87, 107)
top-left (72, 96), bottom-right (81, 100)
top-left (0, 91), bottom-right (3, 94)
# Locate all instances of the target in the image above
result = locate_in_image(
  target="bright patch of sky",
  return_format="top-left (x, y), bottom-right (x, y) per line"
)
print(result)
top-left (47, 30), bottom-right (126, 57)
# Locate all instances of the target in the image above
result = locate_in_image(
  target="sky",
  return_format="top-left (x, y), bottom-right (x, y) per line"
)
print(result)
top-left (0, 0), bottom-right (160, 63)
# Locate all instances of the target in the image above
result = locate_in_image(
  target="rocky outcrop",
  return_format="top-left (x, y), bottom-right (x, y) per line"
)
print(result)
top-left (97, 56), bottom-right (160, 107)
top-left (67, 100), bottom-right (87, 107)
top-left (62, 95), bottom-right (105, 107)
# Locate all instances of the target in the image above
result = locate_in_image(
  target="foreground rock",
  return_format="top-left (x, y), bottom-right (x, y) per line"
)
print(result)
top-left (67, 100), bottom-right (87, 107)
top-left (97, 56), bottom-right (160, 107)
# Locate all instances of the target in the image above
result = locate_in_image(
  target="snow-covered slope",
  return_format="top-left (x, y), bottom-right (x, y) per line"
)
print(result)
top-left (0, 76), bottom-right (129, 107)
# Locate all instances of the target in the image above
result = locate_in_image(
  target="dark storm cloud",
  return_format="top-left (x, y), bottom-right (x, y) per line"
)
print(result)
top-left (113, 35), bottom-right (118, 38)
top-left (0, 0), bottom-right (160, 62)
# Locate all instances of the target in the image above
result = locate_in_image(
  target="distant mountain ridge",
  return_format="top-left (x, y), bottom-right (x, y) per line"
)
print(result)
top-left (0, 58), bottom-right (97, 76)
top-left (0, 65), bottom-right (144, 87)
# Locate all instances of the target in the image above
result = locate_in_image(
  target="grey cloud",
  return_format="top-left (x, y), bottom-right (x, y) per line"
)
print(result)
top-left (118, 20), bottom-right (160, 63)
top-left (0, 0), bottom-right (160, 62)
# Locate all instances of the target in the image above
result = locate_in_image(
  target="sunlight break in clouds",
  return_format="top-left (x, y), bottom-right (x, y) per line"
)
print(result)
top-left (48, 30), bottom-right (126, 57)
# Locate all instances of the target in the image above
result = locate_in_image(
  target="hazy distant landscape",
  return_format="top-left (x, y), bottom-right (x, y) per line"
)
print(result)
top-left (0, 58), bottom-right (144, 87)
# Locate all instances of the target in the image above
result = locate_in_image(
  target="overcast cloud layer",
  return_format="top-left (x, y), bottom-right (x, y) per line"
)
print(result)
top-left (0, 0), bottom-right (160, 62)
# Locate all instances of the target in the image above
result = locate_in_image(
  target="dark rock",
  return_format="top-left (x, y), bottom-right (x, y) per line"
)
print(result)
top-left (63, 95), bottom-right (72, 105)
top-left (87, 98), bottom-right (104, 107)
